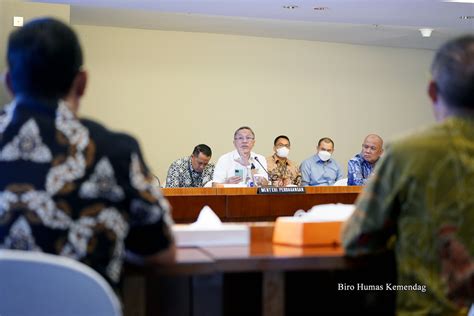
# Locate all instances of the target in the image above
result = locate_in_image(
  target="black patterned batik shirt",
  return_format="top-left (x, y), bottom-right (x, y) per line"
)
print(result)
top-left (0, 97), bottom-right (174, 287)
top-left (165, 156), bottom-right (214, 187)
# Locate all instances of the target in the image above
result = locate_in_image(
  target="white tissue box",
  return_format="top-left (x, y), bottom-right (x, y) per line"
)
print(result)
top-left (172, 224), bottom-right (250, 247)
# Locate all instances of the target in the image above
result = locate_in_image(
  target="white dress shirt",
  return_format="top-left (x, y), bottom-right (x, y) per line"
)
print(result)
top-left (212, 150), bottom-right (268, 185)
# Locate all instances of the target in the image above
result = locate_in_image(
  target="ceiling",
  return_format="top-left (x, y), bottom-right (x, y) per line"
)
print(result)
top-left (32, 0), bottom-right (474, 50)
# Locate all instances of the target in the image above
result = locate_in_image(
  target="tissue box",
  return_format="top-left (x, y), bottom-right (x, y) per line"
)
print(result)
top-left (172, 224), bottom-right (250, 247)
top-left (272, 217), bottom-right (343, 246)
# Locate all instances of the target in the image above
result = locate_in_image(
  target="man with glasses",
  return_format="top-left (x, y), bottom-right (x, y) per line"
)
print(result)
top-left (166, 144), bottom-right (214, 187)
top-left (266, 135), bottom-right (301, 186)
top-left (212, 126), bottom-right (268, 186)
top-left (347, 134), bottom-right (384, 186)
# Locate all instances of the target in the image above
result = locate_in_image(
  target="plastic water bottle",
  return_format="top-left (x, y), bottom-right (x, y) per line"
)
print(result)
top-left (246, 166), bottom-right (254, 187)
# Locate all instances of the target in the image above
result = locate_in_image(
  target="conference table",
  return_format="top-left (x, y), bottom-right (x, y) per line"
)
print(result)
top-left (122, 222), bottom-right (396, 316)
top-left (122, 186), bottom-right (395, 315)
top-left (162, 186), bottom-right (363, 223)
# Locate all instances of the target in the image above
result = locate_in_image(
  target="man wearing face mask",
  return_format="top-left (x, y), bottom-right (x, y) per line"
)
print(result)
top-left (300, 137), bottom-right (343, 186)
top-left (266, 135), bottom-right (301, 186)
top-left (347, 134), bottom-right (384, 186)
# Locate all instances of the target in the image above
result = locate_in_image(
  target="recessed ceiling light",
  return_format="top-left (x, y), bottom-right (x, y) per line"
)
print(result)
top-left (443, 0), bottom-right (474, 3)
top-left (313, 7), bottom-right (329, 11)
top-left (459, 15), bottom-right (474, 19)
top-left (283, 5), bottom-right (298, 9)
top-left (419, 28), bottom-right (434, 37)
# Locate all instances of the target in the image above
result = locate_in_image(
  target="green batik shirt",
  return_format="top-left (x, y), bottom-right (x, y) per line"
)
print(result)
top-left (342, 117), bottom-right (474, 316)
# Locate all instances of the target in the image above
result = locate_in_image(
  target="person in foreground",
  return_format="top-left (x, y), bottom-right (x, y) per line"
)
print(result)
top-left (266, 135), bottom-right (301, 186)
top-left (347, 134), bottom-right (384, 186)
top-left (166, 144), bottom-right (215, 187)
top-left (300, 137), bottom-right (343, 186)
top-left (212, 126), bottom-right (268, 186)
top-left (342, 35), bottom-right (474, 315)
top-left (0, 18), bottom-right (175, 289)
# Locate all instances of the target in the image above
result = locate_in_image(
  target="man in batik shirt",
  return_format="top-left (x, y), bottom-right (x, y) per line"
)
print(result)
top-left (347, 134), bottom-right (383, 185)
top-left (166, 144), bottom-right (215, 187)
top-left (266, 135), bottom-right (301, 186)
top-left (342, 35), bottom-right (474, 315)
top-left (0, 18), bottom-right (175, 288)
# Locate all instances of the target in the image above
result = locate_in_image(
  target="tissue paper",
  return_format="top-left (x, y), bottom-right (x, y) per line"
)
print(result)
top-left (172, 205), bottom-right (249, 247)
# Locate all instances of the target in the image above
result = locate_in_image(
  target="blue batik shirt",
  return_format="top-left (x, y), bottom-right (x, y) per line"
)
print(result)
top-left (347, 153), bottom-right (375, 186)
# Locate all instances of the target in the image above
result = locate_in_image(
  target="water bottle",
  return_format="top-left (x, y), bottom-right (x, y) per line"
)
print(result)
top-left (246, 165), bottom-right (255, 187)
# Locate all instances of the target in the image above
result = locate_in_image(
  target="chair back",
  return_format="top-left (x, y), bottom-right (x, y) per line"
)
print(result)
top-left (0, 249), bottom-right (122, 316)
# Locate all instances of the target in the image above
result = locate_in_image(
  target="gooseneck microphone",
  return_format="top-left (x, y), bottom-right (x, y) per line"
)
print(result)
top-left (253, 156), bottom-right (270, 177)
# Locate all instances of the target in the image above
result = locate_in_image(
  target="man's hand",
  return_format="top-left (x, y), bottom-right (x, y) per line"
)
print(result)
top-left (226, 176), bottom-right (242, 184)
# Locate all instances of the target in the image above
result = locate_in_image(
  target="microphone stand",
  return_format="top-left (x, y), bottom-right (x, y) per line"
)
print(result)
top-left (253, 156), bottom-right (274, 186)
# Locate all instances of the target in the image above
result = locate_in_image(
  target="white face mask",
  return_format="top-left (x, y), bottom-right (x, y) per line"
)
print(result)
top-left (318, 150), bottom-right (331, 162)
top-left (276, 147), bottom-right (290, 158)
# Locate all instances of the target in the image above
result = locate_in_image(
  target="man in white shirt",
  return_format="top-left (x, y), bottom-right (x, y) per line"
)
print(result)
top-left (212, 126), bottom-right (268, 186)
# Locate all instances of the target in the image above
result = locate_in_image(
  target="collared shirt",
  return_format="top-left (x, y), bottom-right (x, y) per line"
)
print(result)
top-left (0, 98), bottom-right (173, 287)
top-left (347, 153), bottom-right (376, 186)
top-left (165, 156), bottom-right (215, 187)
top-left (212, 150), bottom-right (268, 185)
top-left (342, 117), bottom-right (474, 315)
top-left (300, 155), bottom-right (343, 186)
top-left (266, 154), bottom-right (301, 186)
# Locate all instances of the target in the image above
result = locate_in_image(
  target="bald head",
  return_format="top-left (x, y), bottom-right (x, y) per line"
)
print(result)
top-left (361, 134), bottom-right (384, 164)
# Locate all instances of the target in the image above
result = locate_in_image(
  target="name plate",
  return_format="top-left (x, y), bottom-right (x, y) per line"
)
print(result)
top-left (257, 186), bottom-right (306, 194)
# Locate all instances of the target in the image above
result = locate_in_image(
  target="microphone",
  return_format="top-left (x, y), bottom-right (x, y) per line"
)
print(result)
top-left (253, 156), bottom-right (272, 180)
top-left (253, 156), bottom-right (267, 173)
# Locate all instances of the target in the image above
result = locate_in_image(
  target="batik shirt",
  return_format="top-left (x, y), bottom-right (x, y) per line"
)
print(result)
top-left (266, 154), bottom-right (301, 186)
top-left (342, 117), bottom-right (474, 316)
top-left (0, 97), bottom-right (173, 287)
top-left (347, 153), bottom-right (376, 186)
top-left (166, 156), bottom-right (214, 187)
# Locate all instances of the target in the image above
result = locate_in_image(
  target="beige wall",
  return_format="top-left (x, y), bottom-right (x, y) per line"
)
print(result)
top-left (0, 0), bottom-right (70, 104)
top-left (76, 25), bottom-right (435, 182)
top-left (0, 1), bottom-right (436, 182)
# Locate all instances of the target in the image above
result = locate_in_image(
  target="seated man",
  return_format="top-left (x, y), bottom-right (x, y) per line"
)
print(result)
top-left (266, 135), bottom-right (301, 186)
top-left (166, 144), bottom-right (215, 187)
top-left (300, 137), bottom-right (343, 186)
top-left (342, 35), bottom-right (474, 315)
top-left (213, 126), bottom-right (268, 186)
top-left (347, 134), bottom-right (384, 186)
top-left (0, 18), bottom-right (175, 288)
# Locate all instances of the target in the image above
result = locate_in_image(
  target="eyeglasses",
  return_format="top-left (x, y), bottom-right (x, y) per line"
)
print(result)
top-left (234, 136), bottom-right (255, 141)
top-left (362, 144), bottom-right (378, 151)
